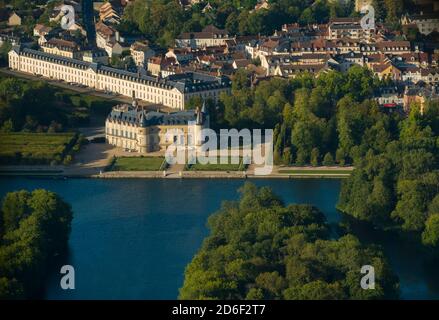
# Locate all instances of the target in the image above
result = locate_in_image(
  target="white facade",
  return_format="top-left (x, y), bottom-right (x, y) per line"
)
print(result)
top-left (8, 47), bottom-right (230, 110)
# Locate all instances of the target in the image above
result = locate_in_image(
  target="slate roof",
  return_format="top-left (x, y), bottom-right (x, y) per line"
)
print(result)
top-left (107, 104), bottom-right (203, 127)
top-left (11, 46), bottom-right (231, 94)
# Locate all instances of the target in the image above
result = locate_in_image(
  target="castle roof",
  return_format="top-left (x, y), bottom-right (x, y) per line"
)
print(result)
top-left (107, 104), bottom-right (207, 127)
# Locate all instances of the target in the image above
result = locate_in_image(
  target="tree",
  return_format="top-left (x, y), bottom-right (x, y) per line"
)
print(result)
top-left (322, 152), bottom-right (334, 166)
top-left (310, 148), bottom-right (320, 166)
top-left (422, 215), bottom-right (439, 247)
top-left (0, 190), bottom-right (73, 299)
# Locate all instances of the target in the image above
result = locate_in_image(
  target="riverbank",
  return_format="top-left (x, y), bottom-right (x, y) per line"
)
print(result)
top-left (0, 165), bottom-right (354, 179)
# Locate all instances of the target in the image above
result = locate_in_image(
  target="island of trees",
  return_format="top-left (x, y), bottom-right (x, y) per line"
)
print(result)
top-left (179, 183), bottom-right (399, 300)
top-left (0, 189), bottom-right (73, 299)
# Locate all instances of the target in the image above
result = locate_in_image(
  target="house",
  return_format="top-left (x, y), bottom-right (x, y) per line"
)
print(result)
top-left (104, 40), bottom-right (124, 57)
top-left (401, 65), bottom-right (422, 83)
top-left (403, 85), bottom-right (439, 114)
top-left (327, 17), bottom-right (374, 42)
top-left (257, 38), bottom-right (290, 57)
top-left (33, 24), bottom-right (53, 37)
top-left (130, 41), bottom-right (156, 67)
top-left (274, 63), bottom-right (329, 78)
top-left (375, 86), bottom-right (404, 107)
top-left (99, 1), bottom-right (122, 24)
top-left (335, 51), bottom-right (365, 71)
top-left (41, 38), bottom-right (83, 59)
top-left (375, 41), bottom-right (412, 54)
top-left (176, 25), bottom-right (231, 49)
top-left (82, 49), bottom-right (109, 64)
top-left (147, 56), bottom-right (176, 76)
top-left (421, 68), bottom-right (439, 84)
top-left (402, 12), bottom-right (439, 35)
top-left (96, 22), bottom-right (116, 49)
top-left (165, 48), bottom-right (194, 65)
top-left (371, 62), bottom-right (403, 81)
top-left (254, 0), bottom-right (270, 11)
top-left (232, 59), bottom-right (252, 70)
top-left (7, 12), bottom-right (21, 26)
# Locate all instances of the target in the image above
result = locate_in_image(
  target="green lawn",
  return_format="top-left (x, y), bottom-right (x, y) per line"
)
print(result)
top-left (188, 157), bottom-right (245, 171)
top-left (0, 132), bottom-right (77, 165)
top-left (111, 157), bottom-right (165, 171)
top-left (278, 169), bottom-right (353, 175)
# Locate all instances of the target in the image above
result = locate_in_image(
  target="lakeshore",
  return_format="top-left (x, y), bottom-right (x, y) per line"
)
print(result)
top-left (0, 177), bottom-right (437, 300)
top-left (0, 165), bottom-right (354, 179)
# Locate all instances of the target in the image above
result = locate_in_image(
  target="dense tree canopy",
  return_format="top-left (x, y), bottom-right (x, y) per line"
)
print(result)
top-left (338, 101), bottom-right (439, 246)
top-left (0, 189), bottom-right (73, 299)
top-left (217, 66), bottom-right (384, 166)
top-left (179, 183), bottom-right (399, 300)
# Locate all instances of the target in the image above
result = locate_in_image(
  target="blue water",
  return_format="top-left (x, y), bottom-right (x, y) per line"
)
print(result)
top-left (0, 177), bottom-right (437, 300)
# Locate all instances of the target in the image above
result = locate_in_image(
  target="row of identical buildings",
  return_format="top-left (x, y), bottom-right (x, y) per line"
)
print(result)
top-left (8, 45), bottom-right (231, 110)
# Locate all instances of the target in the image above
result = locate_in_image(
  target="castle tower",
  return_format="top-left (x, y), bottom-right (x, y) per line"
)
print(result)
top-left (137, 111), bottom-right (149, 153)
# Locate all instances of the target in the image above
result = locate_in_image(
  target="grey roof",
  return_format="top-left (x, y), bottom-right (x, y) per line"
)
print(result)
top-left (12, 47), bottom-right (231, 93)
top-left (108, 105), bottom-right (204, 127)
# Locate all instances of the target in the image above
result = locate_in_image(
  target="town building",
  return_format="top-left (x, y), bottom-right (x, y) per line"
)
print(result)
top-left (33, 24), bottom-right (53, 38)
top-left (327, 18), bottom-right (374, 42)
top-left (176, 25), bottom-right (231, 49)
top-left (41, 38), bottom-right (82, 59)
top-left (130, 41), bottom-right (156, 67)
top-left (7, 12), bottom-right (21, 26)
top-left (82, 49), bottom-right (109, 64)
top-left (99, 1), bottom-right (122, 25)
top-left (402, 12), bottom-right (439, 35)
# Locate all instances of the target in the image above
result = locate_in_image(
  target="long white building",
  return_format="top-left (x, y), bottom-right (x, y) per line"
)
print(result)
top-left (8, 45), bottom-right (231, 110)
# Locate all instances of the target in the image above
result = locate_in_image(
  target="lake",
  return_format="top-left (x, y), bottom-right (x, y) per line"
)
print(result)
top-left (0, 177), bottom-right (437, 300)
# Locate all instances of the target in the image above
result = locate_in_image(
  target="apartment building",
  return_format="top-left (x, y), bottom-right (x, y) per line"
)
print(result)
top-left (41, 38), bottom-right (82, 59)
top-left (130, 41), bottom-right (155, 67)
top-left (327, 18), bottom-right (374, 42)
top-left (176, 25), bottom-right (231, 49)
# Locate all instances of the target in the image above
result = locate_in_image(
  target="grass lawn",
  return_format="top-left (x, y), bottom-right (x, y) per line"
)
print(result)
top-left (111, 157), bottom-right (165, 171)
top-left (0, 132), bottom-right (77, 165)
top-left (278, 169), bottom-right (353, 175)
top-left (188, 157), bottom-right (244, 171)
